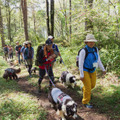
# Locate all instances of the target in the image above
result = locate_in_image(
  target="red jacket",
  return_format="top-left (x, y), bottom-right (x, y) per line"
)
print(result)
top-left (38, 48), bottom-right (54, 69)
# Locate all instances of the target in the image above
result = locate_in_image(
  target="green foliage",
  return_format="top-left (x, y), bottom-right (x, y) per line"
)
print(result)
top-left (100, 48), bottom-right (120, 73)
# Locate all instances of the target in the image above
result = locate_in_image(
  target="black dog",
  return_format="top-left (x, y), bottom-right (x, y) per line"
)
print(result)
top-left (59, 71), bottom-right (76, 88)
top-left (48, 88), bottom-right (77, 120)
top-left (31, 67), bottom-right (37, 74)
top-left (3, 68), bottom-right (21, 81)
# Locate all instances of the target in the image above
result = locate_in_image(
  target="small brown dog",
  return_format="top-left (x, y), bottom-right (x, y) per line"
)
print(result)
top-left (3, 68), bottom-right (21, 81)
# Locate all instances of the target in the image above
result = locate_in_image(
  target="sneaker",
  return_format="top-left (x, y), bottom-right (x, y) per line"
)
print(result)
top-left (84, 103), bottom-right (93, 108)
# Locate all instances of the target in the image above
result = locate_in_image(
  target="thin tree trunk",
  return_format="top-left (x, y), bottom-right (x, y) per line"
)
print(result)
top-left (85, 0), bottom-right (93, 31)
top-left (5, 0), bottom-right (12, 42)
top-left (50, 0), bottom-right (54, 36)
top-left (69, 0), bottom-right (72, 41)
top-left (14, 18), bottom-right (17, 32)
top-left (32, 8), bottom-right (36, 34)
top-left (46, 0), bottom-right (50, 35)
top-left (108, 0), bottom-right (110, 16)
top-left (0, 6), bottom-right (5, 47)
top-left (19, 6), bottom-right (23, 28)
top-left (63, 0), bottom-right (68, 39)
top-left (32, 7), bottom-right (36, 43)
top-left (8, 8), bottom-right (12, 42)
top-left (21, 0), bottom-right (29, 41)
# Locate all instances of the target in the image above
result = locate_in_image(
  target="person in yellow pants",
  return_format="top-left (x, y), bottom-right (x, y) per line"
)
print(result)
top-left (78, 34), bottom-right (106, 108)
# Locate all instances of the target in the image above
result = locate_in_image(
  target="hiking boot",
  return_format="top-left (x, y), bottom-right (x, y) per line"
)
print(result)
top-left (83, 103), bottom-right (93, 109)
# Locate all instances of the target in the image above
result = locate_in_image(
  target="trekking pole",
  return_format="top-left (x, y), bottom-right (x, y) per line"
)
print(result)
top-left (60, 58), bottom-right (69, 72)
top-left (45, 66), bottom-right (55, 87)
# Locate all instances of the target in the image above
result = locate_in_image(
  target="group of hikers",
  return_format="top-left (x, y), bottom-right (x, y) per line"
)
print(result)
top-left (3, 34), bottom-right (106, 109)
top-left (3, 45), bottom-right (13, 61)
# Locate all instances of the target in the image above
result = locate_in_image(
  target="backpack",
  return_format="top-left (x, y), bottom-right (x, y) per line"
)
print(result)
top-left (4, 47), bottom-right (8, 54)
top-left (35, 44), bottom-right (44, 66)
top-left (76, 47), bottom-right (97, 67)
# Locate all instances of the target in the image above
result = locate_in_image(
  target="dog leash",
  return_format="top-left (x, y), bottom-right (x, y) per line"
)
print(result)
top-left (45, 65), bottom-right (56, 87)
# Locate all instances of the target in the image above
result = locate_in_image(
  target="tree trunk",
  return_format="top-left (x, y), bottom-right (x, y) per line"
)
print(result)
top-left (108, 0), bottom-right (110, 16)
top-left (8, 8), bottom-right (12, 42)
top-left (50, 0), bottom-right (54, 36)
top-left (0, 6), bottom-right (5, 47)
top-left (63, 0), bottom-right (68, 39)
top-left (32, 8), bottom-right (36, 34)
top-left (85, 0), bottom-right (93, 31)
top-left (14, 18), bottom-right (17, 32)
top-left (46, 0), bottom-right (50, 36)
top-left (21, 0), bottom-right (29, 41)
top-left (5, 0), bottom-right (12, 42)
top-left (19, 6), bottom-right (23, 28)
top-left (69, 0), bottom-right (72, 41)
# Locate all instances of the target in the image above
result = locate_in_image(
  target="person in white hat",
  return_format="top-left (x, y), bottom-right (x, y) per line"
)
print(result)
top-left (78, 34), bottom-right (106, 108)
top-left (48, 35), bottom-right (62, 68)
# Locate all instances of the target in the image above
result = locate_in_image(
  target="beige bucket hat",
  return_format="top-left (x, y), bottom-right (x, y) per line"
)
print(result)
top-left (84, 34), bottom-right (97, 42)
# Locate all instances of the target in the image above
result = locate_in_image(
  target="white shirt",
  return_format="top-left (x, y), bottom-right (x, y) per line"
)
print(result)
top-left (79, 48), bottom-right (106, 78)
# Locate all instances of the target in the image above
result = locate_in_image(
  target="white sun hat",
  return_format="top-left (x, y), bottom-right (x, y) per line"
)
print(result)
top-left (48, 35), bottom-right (54, 39)
top-left (84, 34), bottom-right (97, 42)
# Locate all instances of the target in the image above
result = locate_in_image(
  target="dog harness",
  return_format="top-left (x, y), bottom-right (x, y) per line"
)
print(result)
top-left (51, 88), bottom-right (72, 104)
top-left (57, 93), bottom-right (67, 104)
top-left (5, 68), bottom-right (15, 74)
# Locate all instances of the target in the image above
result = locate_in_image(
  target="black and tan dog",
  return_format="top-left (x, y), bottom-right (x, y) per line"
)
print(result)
top-left (3, 68), bottom-right (21, 81)
top-left (59, 71), bottom-right (76, 88)
top-left (48, 87), bottom-right (77, 120)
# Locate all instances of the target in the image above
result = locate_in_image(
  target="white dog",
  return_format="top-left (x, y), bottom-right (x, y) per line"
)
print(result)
top-left (59, 71), bottom-right (76, 88)
top-left (48, 87), bottom-right (78, 120)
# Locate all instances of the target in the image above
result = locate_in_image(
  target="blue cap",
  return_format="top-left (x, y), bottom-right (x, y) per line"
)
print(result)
top-left (45, 38), bottom-right (53, 45)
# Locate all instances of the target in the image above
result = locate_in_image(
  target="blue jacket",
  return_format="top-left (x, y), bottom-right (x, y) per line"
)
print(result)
top-left (83, 45), bottom-right (98, 73)
top-left (52, 44), bottom-right (59, 52)
top-left (24, 47), bottom-right (34, 60)
top-left (20, 46), bottom-right (25, 53)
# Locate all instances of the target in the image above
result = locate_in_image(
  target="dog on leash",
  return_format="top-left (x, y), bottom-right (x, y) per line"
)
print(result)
top-left (48, 87), bottom-right (77, 120)
top-left (31, 67), bottom-right (37, 74)
top-left (59, 71), bottom-right (76, 88)
top-left (3, 68), bottom-right (21, 81)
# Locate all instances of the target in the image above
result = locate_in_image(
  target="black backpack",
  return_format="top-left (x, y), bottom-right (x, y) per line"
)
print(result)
top-left (35, 44), bottom-right (45, 66)
top-left (76, 47), bottom-right (97, 67)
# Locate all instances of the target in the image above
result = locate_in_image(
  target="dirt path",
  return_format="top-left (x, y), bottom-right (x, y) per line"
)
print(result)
top-left (17, 72), bottom-right (111, 120)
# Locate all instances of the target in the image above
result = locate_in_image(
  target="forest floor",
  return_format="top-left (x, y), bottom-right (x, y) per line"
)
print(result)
top-left (15, 63), bottom-right (119, 120)
top-left (1, 58), bottom-right (120, 120)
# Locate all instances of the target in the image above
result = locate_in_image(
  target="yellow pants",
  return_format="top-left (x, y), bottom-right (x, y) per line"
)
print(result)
top-left (82, 71), bottom-right (96, 104)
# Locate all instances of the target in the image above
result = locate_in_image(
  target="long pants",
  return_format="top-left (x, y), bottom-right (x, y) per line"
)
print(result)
top-left (82, 71), bottom-right (96, 104)
top-left (38, 66), bottom-right (54, 86)
top-left (28, 65), bottom-right (32, 75)
top-left (17, 54), bottom-right (21, 64)
top-left (9, 53), bottom-right (13, 59)
top-left (25, 59), bottom-right (33, 75)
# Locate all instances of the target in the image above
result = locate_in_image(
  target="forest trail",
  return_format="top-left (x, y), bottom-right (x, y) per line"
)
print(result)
top-left (16, 66), bottom-right (110, 120)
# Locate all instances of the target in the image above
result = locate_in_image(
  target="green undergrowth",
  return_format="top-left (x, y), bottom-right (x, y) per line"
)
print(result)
top-left (74, 71), bottom-right (120, 119)
top-left (0, 58), bottom-right (47, 120)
